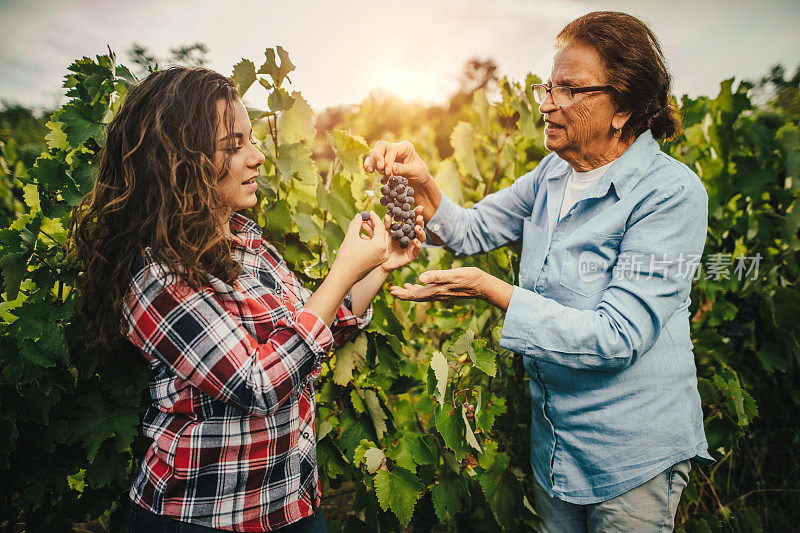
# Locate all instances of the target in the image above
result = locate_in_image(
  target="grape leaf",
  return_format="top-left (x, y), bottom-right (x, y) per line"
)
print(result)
top-left (479, 452), bottom-right (523, 531)
top-left (257, 46), bottom-right (295, 88)
top-left (451, 121), bottom-right (482, 181)
top-left (431, 474), bottom-right (471, 522)
top-left (461, 404), bottom-right (482, 452)
top-left (231, 59), bottom-right (256, 95)
top-left (268, 87), bottom-right (295, 113)
top-left (470, 339), bottom-right (497, 377)
top-left (364, 447), bottom-right (385, 473)
top-left (276, 141), bottom-right (318, 185)
top-left (278, 91), bottom-right (315, 144)
top-left (350, 390), bottom-right (366, 414)
top-left (291, 213), bottom-right (322, 244)
top-left (363, 389), bottom-right (388, 440)
top-left (353, 438), bottom-right (376, 466)
top-left (68, 392), bottom-right (141, 461)
top-left (330, 128), bottom-right (369, 178)
top-left (263, 199), bottom-right (293, 234)
top-left (434, 158), bottom-right (465, 206)
top-left (373, 468), bottom-right (423, 526)
top-left (317, 417), bottom-right (336, 441)
top-left (428, 351), bottom-right (448, 407)
top-left (476, 395), bottom-right (506, 434)
top-left (435, 402), bottom-right (468, 461)
top-left (59, 103), bottom-right (104, 148)
top-left (333, 334), bottom-right (367, 385)
top-left (386, 431), bottom-right (434, 471)
top-left (447, 329), bottom-right (474, 359)
top-left (44, 120), bottom-right (69, 151)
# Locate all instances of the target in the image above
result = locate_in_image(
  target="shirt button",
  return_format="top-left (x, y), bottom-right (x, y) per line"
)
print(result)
top-left (432, 224), bottom-right (440, 231)
top-left (303, 432), bottom-right (310, 440)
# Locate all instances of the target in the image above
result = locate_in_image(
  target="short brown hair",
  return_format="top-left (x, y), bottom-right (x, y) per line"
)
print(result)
top-left (556, 11), bottom-right (682, 141)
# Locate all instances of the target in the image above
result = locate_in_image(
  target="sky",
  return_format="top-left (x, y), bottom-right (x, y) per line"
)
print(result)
top-left (1, 0), bottom-right (798, 113)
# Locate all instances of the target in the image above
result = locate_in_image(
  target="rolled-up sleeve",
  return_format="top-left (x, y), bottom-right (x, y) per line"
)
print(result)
top-left (500, 178), bottom-right (708, 371)
top-left (426, 159), bottom-right (549, 255)
top-left (330, 292), bottom-right (373, 347)
top-left (124, 261), bottom-right (335, 416)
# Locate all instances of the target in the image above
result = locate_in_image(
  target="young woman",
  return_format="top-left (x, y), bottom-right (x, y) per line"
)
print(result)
top-left (74, 67), bottom-right (425, 532)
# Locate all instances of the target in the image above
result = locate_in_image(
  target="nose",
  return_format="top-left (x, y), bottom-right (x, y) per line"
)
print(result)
top-left (538, 90), bottom-right (559, 115)
top-left (248, 142), bottom-right (266, 169)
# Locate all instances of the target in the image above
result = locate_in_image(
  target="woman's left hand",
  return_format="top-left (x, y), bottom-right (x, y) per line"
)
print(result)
top-left (389, 267), bottom-right (487, 302)
top-left (361, 205), bottom-right (426, 273)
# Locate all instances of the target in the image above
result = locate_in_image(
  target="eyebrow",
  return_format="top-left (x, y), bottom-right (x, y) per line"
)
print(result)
top-left (217, 127), bottom-right (253, 142)
top-left (548, 77), bottom-right (583, 87)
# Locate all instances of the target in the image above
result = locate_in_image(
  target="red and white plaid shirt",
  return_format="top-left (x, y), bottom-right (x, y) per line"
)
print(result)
top-left (123, 212), bottom-right (371, 531)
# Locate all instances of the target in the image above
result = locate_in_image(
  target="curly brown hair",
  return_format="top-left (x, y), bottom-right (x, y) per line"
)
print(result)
top-left (73, 67), bottom-right (243, 350)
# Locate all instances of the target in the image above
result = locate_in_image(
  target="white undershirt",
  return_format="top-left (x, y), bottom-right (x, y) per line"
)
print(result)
top-left (558, 160), bottom-right (615, 221)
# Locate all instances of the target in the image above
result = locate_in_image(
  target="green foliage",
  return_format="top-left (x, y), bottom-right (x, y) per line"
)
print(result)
top-left (0, 46), bottom-right (797, 532)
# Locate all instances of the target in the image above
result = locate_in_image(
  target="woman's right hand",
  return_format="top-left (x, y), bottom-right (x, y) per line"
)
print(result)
top-left (363, 140), bottom-right (443, 225)
top-left (330, 211), bottom-right (389, 286)
top-left (364, 140), bottom-right (431, 186)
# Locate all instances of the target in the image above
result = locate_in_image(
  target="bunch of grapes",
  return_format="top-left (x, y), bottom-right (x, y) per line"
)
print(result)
top-left (374, 175), bottom-right (417, 249)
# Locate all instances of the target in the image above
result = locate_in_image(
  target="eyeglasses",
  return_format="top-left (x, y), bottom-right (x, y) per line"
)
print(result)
top-left (531, 83), bottom-right (615, 107)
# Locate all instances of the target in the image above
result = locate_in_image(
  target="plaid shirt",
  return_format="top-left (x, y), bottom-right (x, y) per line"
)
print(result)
top-left (123, 212), bottom-right (372, 531)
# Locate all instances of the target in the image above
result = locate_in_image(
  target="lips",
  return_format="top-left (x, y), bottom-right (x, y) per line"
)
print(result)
top-left (241, 177), bottom-right (257, 185)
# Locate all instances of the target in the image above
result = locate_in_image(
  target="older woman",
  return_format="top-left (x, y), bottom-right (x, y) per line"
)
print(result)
top-left (364, 11), bottom-right (713, 533)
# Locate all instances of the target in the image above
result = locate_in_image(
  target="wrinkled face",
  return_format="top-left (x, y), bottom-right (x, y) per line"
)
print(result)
top-left (215, 98), bottom-right (265, 212)
top-left (539, 43), bottom-right (622, 162)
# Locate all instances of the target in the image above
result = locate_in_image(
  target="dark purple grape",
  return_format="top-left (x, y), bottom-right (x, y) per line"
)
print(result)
top-left (402, 203), bottom-right (411, 211)
top-left (392, 230), bottom-right (403, 241)
top-left (380, 176), bottom-right (388, 185)
top-left (406, 195), bottom-right (414, 205)
top-left (387, 202), bottom-right (395, 210)
top-left (361, 211), bottom-right (370, 221)
top-left (395, 184), bottom-right (406, 194)
top-left (406, 187), bottom-right (414, 196)
top-left (398, 177), bottom-right (408, 186)
top-left (396, 194), bottom-right (406, 204)
top-left (380, 196), bottom-right (389, 206)
top-left (390, 222), bottom-right (402, 231)
top-left (389, 176), bottom-right (398, 187)
top-left (401, 223), bottom-right (412, 234)
top-left (389, 189), bottom-right (398, 199)
top-left (392, 206), bottom-right (402, 217)
top-left (399, 236), bottom-right (410, 248)
top-left (380, 185), bottom-right (390, 196)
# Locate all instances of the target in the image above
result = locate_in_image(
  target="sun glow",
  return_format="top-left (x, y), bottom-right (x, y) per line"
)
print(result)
top-left (372, 66), bottom-right (446, 104)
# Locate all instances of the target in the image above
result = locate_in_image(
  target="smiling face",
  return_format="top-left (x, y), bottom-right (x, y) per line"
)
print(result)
top-left (539, 43), bottom-right (631, 170)
top-left (214, 98), bottom-right (265, 213)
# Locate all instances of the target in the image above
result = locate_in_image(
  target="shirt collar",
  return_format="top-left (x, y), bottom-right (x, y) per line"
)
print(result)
top-left (546, 129), bottom-right (660, 200)
top-left (228, 212), bottom-right (264, 250)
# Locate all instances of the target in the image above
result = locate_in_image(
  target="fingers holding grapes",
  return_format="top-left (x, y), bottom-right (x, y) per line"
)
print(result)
top-left (333, 211), bottom-right (390, 284)
top-left (364, 140), bottom-right (430, 187)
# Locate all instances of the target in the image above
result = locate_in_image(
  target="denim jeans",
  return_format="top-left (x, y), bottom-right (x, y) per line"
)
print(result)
top-left (532, 460), bottom-right (691, 532)
top-left (127, 503), bottom-right (328, 533)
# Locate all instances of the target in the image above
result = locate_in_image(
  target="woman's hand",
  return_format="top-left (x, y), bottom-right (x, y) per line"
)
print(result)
top-left (360, 206), bottom-right (426, 272)
top-left (390, 267), bottom-right (515, 310)
top-left (364, 140), bottom-right (431, 185)
top-left (363, 140), bottom-right (443, 229)
top-left (389, 267), bottom-right (487, 301)
top-left (330, 212), bottom-right (389, 286)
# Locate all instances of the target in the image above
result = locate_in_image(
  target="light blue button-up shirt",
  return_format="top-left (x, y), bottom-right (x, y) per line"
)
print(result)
top-left (427, 130), bottom-right (714, 504)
